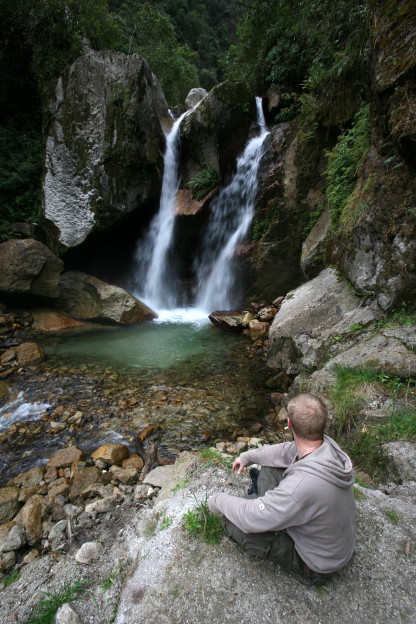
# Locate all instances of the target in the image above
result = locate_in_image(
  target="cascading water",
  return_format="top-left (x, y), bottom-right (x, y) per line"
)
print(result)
top-left (131, 111), bottom-right (188, 311)
top-left (132, 98), bottom-right (268, 319)
top-left (194, 97), bottom-right (269, 312)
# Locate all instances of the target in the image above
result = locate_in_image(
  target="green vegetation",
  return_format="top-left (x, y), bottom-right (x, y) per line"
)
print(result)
top-left (101, 572), bottom-right (117, 591)
top-left (353, 487), bottom-right (367, 501)
top-left (384, 509), bottom-right (403, 525)
top-left (160, 515), bottom-right (172, 530)
top-left (329, 364), bottom-right (416, 477)
top-left (186, 167), bottom-right (221, 200)
top-left (324, 105), bottom-right (372, 233)
top-left (183, 497), bottom-right (225, 545)
top-left (198, 447), bottom-right (233, 469)
top-left (25, 579), bottom-right (90, 624)
top-left (2, 570), bottom-right (21, 587)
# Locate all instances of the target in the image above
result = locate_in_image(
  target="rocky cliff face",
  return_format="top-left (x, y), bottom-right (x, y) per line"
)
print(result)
top-left (42, 45), bottom-right (170, 253)
top-left (328, 0), bottom-right (416, 310)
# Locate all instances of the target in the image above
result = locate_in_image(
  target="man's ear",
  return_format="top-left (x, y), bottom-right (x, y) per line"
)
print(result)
top-left (287, 417), bottom-right (292, 429)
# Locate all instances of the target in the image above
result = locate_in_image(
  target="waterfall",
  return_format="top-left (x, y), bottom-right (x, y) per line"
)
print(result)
top-left (132, 111), bottom-right (188, 310)
top-left (194, 97), bottom-right (269, 312)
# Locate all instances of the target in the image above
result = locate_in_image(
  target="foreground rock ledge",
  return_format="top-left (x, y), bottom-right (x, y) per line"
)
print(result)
top-left (1, 450), bottom-right (415, 624)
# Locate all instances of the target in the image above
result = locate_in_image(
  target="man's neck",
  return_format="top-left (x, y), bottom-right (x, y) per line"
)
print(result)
top-left (294, 437), bottom-right (323, 459)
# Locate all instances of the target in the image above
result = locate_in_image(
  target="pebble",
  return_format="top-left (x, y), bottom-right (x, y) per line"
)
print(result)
top-left (75, 541), bottom-right (103, 564)
top-left (55, 604), bottom-right (83, 624)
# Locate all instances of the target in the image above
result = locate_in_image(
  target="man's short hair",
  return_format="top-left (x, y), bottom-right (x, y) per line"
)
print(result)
top-left (287, 393), bottom-right (328, 441)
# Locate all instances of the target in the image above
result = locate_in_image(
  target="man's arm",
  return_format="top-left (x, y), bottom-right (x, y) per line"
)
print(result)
top-left (236, 441), bottom-right (296, 470)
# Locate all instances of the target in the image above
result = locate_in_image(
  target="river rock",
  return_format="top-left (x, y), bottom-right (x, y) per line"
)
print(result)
top-left (248, 319), bottom-right (269, 341)
top-left (22, 548), bottom-right (40, 565)
top-left (0, 521), bottom-right (15, 551)
top-left (2, 524), bottom-right (26, 552)
top-left (91, 444), bottom-right (129, 466)
top-left (109, 466), bottom-right (139, 485)
top-left (8, 466), bottom-right (44, 489)
top-left (21, 497), bottom-right (43, 546)
top-left (0, 239), bottom-right (64, 298)
top-left (43, 46), bottom-right (169, 251)
top-left (0, 488), bottom-right (20, 524)
top-left (31, 308), bottom-right (86, 331)
top-left (185, 88), bottom-right (208, 109)
top-left (208, 311), bottom-right (244, 332)
top-left (122, 455), bottom-right (144, 471)
top-left (75, 541), bottom-right (103, 564)
top-left (48, 519), bottom-right (67, 539)
top-left (47, 446), bottom-right (86, 469)
top-left (1, 342), bottom-right (45, 367)
top-left (69, 467), bottom-right (101, 500)
top-left (57, 271), bottom-right (156, 324)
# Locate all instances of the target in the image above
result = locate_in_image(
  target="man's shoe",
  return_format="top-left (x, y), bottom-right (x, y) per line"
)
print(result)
top-left (247, 467), bottom-right (259, 495)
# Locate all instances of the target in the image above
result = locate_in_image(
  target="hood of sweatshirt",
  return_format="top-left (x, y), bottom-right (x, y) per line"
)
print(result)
top-left (284, 435), bottom-right (354, 488)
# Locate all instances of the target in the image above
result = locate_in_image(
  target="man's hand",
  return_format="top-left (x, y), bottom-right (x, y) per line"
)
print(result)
top-left (232, 457), bottom-right (244, 474)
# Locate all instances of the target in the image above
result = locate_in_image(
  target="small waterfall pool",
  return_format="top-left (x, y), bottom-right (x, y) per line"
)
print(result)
top-left (40, 311), bottom-right (241, 371)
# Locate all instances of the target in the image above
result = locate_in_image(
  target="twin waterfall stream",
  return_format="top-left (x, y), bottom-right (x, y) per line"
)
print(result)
top-left (132, 97), bottom-right (269, 319)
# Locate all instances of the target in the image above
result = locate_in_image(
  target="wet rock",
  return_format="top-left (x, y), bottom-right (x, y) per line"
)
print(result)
top-left (0, 487), bottom-right (20, 523)
top-left (138, 425), bottom-right (156, 442)
top-left (49, 422), bottom-right (66, 433)
top-left (122, 455), bottom-right (144, 471)
top-left (301, 208), bottom-right (330, 278)
top-left (69, 467), bottom-right (101, 500)
top-left (1, 342), bottom-right (45, 367)
top-left (47, 446), bottom-right (86, 469)
top-left (21, 497), bottom-right (43, 546)
top-left (208, 311), bottom-right (244, 332)
top-left (185, 88), bottom-right (208, 109)
top-left (31, 308), bottom-right (86, 331)
top-left (1, 524), bottom-right (25, 552)
top-left (91, 444), bottom-right (129, 466)
top-left (0, 239), bottom-right (64, 298)
top-left (56, 604), bottom-right (83, 624)
top-left (7, 466), bottom-right (44, 489)
top-left (57, 271), bottom-right (156, 325)
top-left (248, 319), bottom-right (269, 341)
top-left (225, 441), bottom-right (246, 455)
top-left (75, 541), bottom-right (103, 564)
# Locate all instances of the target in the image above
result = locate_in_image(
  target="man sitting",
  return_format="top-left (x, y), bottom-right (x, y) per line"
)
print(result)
top-left (208, 392), bottom-right (356, 585)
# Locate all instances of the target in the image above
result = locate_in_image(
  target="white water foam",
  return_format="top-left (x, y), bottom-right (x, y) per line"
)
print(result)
top-left (153, 307), bottom-right (210, 326)
top-left (0, 392), bottom-right (51, 432)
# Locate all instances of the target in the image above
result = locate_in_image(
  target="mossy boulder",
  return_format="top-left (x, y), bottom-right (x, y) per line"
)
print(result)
top-left (42, 46), bottom-right (170, 252)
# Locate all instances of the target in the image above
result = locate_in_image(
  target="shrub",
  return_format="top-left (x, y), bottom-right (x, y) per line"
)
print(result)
top-left (183, 497), bottom-right (225, 545)
top-left (185, 167), bottom-right (220, 201)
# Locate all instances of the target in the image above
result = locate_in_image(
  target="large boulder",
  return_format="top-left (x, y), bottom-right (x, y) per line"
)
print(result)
top-left (57, 271), bottom-right (156, 324)
top-left (42, 46), bottom-right (170, 252)
top-left (180, 81), bottom-right (256, 185)
top-left (0, 239), bottom-right (64, 299)
top-left (185, 88), bottom-right (208, 110)
top-left (267, 268), bottom-right (383, 373)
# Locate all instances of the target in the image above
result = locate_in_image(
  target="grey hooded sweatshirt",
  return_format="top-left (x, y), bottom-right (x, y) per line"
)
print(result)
top-left (208, 435), bottom-right (356, 574)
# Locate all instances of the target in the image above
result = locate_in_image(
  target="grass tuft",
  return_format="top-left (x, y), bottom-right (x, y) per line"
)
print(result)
top-left (198, 448), bottom-right (233, 469)
top-left (2, 570), bottom-right (21, 587)
top-left (183, 497), bottom-right (225, 545)
top-left (25, 579), bottom-right (90, 624)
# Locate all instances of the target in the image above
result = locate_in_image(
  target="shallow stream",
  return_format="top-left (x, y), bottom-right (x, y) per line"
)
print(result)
top-left (0, 312), bottom-right (274, 484)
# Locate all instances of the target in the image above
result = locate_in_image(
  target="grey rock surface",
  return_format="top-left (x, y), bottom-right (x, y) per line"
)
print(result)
top-left (0, 453), bottom-right (415, 624)
top-left (43, 46), bottom-right (170, 251)
top-left (55, 604), bottom-right (83, 624)
top-left (0, 239), bottom-right (64, 299)
top-left (57, 271), bottom-right (156, 324)
top-left (185, 87), bottom-right (208, 109)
